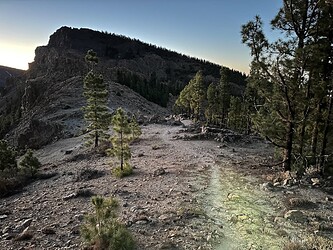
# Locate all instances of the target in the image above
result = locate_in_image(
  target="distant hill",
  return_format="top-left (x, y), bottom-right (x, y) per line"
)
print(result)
top-left (0, 65), bottom-right (25, 87)
top-left (0, 26), bottom-right (247, 149)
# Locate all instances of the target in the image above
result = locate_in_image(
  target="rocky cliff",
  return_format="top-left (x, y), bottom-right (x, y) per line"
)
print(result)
top-left (0, 26), bottom-right (247, 149)
top-left (0, 66), bottom-right (24, 87)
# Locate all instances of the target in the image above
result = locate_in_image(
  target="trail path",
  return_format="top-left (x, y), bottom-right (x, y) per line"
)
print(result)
top-left (1, 122), bottom-right (332, 249)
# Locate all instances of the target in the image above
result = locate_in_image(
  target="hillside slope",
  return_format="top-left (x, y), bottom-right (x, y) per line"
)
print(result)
top-left (0, 65), bottom-right (24, 87)
top-left (0, 26), bottom-right (246, 149)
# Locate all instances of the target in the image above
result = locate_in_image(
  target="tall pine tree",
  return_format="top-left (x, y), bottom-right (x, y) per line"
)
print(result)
top-left (83, 50), bottom-right (110, 148)
top-left (175, 71), bottom-right (206, 120)
top-left (242, 0), bottom-right (333, 173)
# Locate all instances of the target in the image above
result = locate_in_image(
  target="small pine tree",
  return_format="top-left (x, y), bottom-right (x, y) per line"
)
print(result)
top-left (81, 196), bottom-right (134, 250)
top-left (108, 108), bottom-right (132, 173)
top-left (19, 149), bottom-right (41, 177)
top-left (0, 140), bottom-right (17, 172)
top-left (129, 115), bottom-right (141, 142)
top-left (83, 50), bottom-right (110, 148)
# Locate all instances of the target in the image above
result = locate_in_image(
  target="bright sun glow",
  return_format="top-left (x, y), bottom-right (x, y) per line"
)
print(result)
top-left (0, 42), bottom-right (35, 70)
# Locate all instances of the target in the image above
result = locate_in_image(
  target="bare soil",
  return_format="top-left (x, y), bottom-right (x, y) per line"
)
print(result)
top-left (0, 122), bottom-right (332, 250)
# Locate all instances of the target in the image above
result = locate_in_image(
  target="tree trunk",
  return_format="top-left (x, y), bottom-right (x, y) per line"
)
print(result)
top-left (95, 131), bottom-right (99, 148)
top-left (120, 130), bottom-right (124, 171)
top-left (319, 94), bottom-right (333, 175)
top-left (311, 103), bottom-right (321, 167)
top-left (283, 121), bottom-right (294, 172)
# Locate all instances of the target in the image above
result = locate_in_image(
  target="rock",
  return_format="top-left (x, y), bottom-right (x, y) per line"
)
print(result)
top-left (2, 226), bottom-right (12, 234)
top-left (153, 167), bottom-right (166, 177)
top-left (282, 179), bottom-right (293, 186)
top-left (65, 149), bottom-right (73, 155)
top-left (288, 198), bottom-right (317, 209)
top-left (15, 226), bottom-right (33, 241)
top-left (325, 197), bottom-right (333, 202)
top-left (41, 226), bottom-right (56, 235)
top-left (16, 218), bottom-right (33, 232)
top-left (135, 220), bottom-right (148, 225)
top-left (284, 210), bottom-right (308, 223)
top-left (63, 193), bottom-right (77, 200)
top-left (0, 214), bottom-right (8, 219)
top-left (273, 182), bottom-right (281, 187)
top-left (138, 153), bottom-right (144, 157)
top-left (311, 178), bottom-right (320, 186)
top-left (158, 213), bottom-right (178, 223)
top-left (158, 241), bottom-right (179, 249)
top-left (260, 182), bottom-right (274, 191)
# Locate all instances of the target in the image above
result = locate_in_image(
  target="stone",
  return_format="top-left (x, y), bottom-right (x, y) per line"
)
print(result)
top-left (0, 214), bottom-right (8, 219)
top-left (16, 218), bottom-right (33, 232)
top-left (136, 220), bottom-right (148, 225)
top-left (284, 210), bottom-right (308, 223)
top-left (311, 178), bottom-right (320, 186)
top-left (41, 226), bottom-right (56, 235)
top-left (260, 182), bottom-right (273, 191)
top-left (153, 167), bottom-right (166, 177)
top-left (158, 213), bottom-right (177, 222)
top-left (15, 226), bottom-right (33, 241)
top-left (65, 149), bottom-right (73, 155)
top-left (62, 193), bottom-right (77, 200)
top-left (282, 179), bottom-right (290, 186)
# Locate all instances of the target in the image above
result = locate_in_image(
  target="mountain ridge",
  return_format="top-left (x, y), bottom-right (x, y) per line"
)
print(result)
top-left (0, 26), bottom-right (247, 149)
top-left (0, 65), bottom-right (25, 88)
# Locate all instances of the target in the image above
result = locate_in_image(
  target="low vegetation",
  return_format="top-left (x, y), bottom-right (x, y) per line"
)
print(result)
top-left (284, 235), bottom-right (333, 250)
top-left (108, 108), bottom-right (141, 178)
top-left (81, 196), bottom-right (135, 250)
top-left (0, 140), bottom-right (42, 197)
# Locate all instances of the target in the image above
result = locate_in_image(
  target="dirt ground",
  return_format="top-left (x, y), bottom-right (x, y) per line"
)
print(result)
top-left (0, 121), bottom-right (332, 249)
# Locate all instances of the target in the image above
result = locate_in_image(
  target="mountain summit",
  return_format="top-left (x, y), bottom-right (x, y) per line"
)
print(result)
top-left (0, 26), bottom-right (246, 149)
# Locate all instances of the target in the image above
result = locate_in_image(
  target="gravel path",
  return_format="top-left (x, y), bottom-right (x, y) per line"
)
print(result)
top-left (1, 122), bottom-right (332, 249)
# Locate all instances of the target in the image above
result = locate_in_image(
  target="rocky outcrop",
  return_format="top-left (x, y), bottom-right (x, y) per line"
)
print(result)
top-left (0, 26), bottom-right (247, 149)
top-left (0, 66), bottom-right (24, 87)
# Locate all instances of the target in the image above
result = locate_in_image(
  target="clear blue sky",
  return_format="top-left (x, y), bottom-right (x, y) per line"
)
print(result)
top-left (0, 0), bottom-right (282, 73)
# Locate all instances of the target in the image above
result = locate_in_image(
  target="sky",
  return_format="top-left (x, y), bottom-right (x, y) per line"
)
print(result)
top-left (0, 0), bottom-right (283, 74)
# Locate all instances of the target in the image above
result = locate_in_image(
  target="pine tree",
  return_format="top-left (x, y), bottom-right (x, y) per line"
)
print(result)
top-left (19, 149), bottom-right (41, 177)
top-left (174, 71), bottom-right (206, 120)
top-left (108, 108), bottom-right (132, 173)
top-left (241, 0), bottom-right (332, 172)
top-left (205, 83), bottom-right (219, 124)
top-left (219, 67), bottom-right (231, 125)
top-left (227, 96), bottom-right (247, 132)
top-left (129, 115), bottom-right (142, 142)
top-left (0, 140), bottom-right (17, 172)
top-left (81, 196), bottom-right (135, 249)
top-left (174, 83), bottom-right (192, 116)
top-left (83, 50), bottom-right (110, 148)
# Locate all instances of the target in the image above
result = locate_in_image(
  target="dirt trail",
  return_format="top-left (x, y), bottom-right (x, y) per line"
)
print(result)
top-left (1, 122), bottom-right (332, 250)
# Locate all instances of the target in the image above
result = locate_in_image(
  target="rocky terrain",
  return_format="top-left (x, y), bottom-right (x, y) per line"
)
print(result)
top-left (1, 121), bottom-right (332, 249)
top-left (1, 26), bottom-right (333, 250)
top-left (0, 66), bottom-right (24, 88)
top-left (0, 26), bottom-right (247, 150)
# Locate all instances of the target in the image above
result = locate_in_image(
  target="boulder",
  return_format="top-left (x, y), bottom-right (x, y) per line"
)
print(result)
top-left (153, 167), bottom-right (166, 177)
top-left (284, 210), bottom-right (308, 223)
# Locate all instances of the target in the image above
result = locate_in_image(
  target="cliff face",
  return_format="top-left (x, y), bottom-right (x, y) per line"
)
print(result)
top-left (0, 66), bottom-right (24, 87)
top-left (0, 26), bottom-right (246, 149)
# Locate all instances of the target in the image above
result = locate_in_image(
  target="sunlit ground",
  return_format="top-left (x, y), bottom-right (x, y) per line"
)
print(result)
top-left (199, 164), bottom-right (304, 250)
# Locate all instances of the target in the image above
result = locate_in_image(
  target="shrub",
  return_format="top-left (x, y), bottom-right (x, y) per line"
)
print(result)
top-left (112, 162), bottom-right (133, 178)
top-left (81, 196), bottom-right (135, 250)
top-left (0, 140), bottom-right (17, 172)
top-left (19, 149), bottom-right (42, 177)
top-left (284, 236), bottom-right (333, 250)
